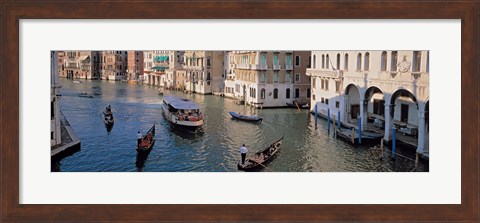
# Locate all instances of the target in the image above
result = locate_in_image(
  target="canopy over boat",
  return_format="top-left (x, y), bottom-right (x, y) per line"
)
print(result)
top-left (163, 96), bottom-right (200, 110)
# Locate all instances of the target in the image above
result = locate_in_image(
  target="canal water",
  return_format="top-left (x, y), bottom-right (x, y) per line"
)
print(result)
top-left (53, 79), bottom-right (428, 172)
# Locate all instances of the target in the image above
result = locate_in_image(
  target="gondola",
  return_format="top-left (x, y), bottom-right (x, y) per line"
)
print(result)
top-left (229, 111), bottom-right (262, 122)
top-left (78, 92), bottom-right (93, 98)
top-left (286, 101), bottom-right (310, 109)
top-left (136, 124), bottom-right (156, 152)
top-left (237, 136), bottom-right (284, 171)
top-left (103, 105), bottom-right (114, 126)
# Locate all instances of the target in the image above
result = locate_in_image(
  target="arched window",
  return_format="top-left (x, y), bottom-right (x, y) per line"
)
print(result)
top-left (261, 88), bottom-right (265, 99)
top-left (391, 51), bottom-right (398, 71)
top-left (413, 51), bottom-right (421, 72)
top-left (364, 52), bottom-right (370, 71)
top-left (336, 53), bottom-right (340, 70)
top-left (313, 55), bottom-right (316, 68)
top-left (273, 88), bottom-right (278, 99)
top-left (326, 55), bottom-right (330, 69)
top-left (321, 55), bottom-right (325, 68)
top-left (295, 56), bottom-right (300, 66)
top-left (357, 53), bottom-right (362, 71)
top-left (286, 88), bottom-right (291, 99)
top-left (381, 51), bottom-right (387, 71)
top-left (344, 53), bottom-right (349, 70)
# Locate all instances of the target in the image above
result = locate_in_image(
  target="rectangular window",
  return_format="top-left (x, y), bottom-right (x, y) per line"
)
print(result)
top-left (285, 72), bottom-right (291, 83)
top-left (295, 73), bottom-right (300, 82)
top-left (286, 54), bottom-right (292, 66)
top-left (312, 94), bottom-right (316, 100)
top-left (313, 78), bottom-right (316, 89)
top-left (325, 98), bottom-right (329, 105)
top-left (335, 81), bottom-right (341, 93)
top-left (51, 131), bottom-right (54, 140)
top-left (260, 72), bottom-right (266, 83)
top-left (295, 88), bottom-right (300, 98)
top-left (51, 101), bottom-right (54, 120)
top-left (273, 72), bottom-right (279, 83)
top-left (207, 58), bottom-right (211, 67)
top-left (261, 53), bottom-right (267, 65)
top-left (273, 53), bottom-right (279, 65)
top-left (306, 89), bottom-right (311, 98)
top-left (321, 97), bottom-right (324, 103)
top-left (336, 101), bottom-right (340, 108)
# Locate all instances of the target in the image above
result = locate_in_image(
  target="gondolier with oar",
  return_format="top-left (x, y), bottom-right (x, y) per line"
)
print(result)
top-left (239, 144), bottom-right (248, 165)
top-left (136, 131), bottom-right (142, 147)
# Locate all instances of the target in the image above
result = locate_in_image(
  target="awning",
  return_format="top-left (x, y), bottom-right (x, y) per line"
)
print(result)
top-left (371, 93), bottom-right (384, 100)
top-left (154, 55), bottom-right (169, 62)
top-left (79, 55), bottom-right (89, 61)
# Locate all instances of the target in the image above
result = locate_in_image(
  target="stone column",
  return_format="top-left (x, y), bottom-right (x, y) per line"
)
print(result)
top-left (416, 111), bottom-right (426, 154)
top-left (383, 104), bottom-right (392, 141)
top-left (344, 97), bottom-right (349, 123)
top-left (361, 99), bottom-right (368, 127)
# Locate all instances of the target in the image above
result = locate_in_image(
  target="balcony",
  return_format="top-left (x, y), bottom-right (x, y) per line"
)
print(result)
top-left (237, 64), bottom-right (249, 69)
top-left (285, 64), bottom-right (293, 70)
top-left (273, 64), bottom-right (281, 70)
top-left (258, 64), bottom-right (268, 70)
top-left (307, 69), bottom-right (343, 78)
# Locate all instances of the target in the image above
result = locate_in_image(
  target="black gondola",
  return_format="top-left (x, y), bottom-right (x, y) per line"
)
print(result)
top-left (229, 111), bottom-right (262, 122)
top-left (237, 136), bottom-right (284, 171)
top-left (286, 101), bottom-right (310, 109)
top-left (103, 105), bottom-right (114, 126)
top-left (136, 124), bottom-right (156, 152)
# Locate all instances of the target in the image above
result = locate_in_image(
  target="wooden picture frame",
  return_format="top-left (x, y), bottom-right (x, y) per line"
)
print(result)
top-left (1, 1), bottom-right (478, 222)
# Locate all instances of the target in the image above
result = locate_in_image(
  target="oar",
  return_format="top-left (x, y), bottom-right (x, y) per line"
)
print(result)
top-left (250, 158), bottom-right (268, 169)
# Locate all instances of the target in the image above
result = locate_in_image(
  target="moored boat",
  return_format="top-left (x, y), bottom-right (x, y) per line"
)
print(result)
top-left (136, 124), bottom-right (156, 152)
top-left (103, 105), bottom-right (114, 126)
top-left (229, 112), bottom-right (262, 122)
top-left (286, 101), bottom-right (310, 109)
top-left (78, 91), bottom-right (93, 98)
top-left (161, 96), bottom-right (204, 130)
top-left (237, 136), bottom-right (284, 171)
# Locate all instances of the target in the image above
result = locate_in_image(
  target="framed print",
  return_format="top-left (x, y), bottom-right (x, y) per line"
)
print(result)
top-left (1, 1), bottom-right (478, 222)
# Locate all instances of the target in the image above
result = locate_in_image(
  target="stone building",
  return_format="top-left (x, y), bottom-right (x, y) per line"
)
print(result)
top-left (308, 50), bottom-right (429, 156)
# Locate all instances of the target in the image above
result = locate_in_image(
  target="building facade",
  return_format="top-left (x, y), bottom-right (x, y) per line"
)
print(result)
top-left (127, 51), bottom-right (144, 81)
top-left (228, 51), bottom-right (295, 108)
top-left (183, 51), bottom-right (224, 94)
top-left (307, 50), bottom-right (429, 156)
top-left (102, 51), bottom-right (127, 81)
top-left (51, 51), bottom-right (61, 146)
top-left (293, 51), bottom-right (312, 105)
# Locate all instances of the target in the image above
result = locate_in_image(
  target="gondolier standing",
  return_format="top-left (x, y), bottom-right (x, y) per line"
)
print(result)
top-left (239, 144), bottom-right (248, 165)
top-left (137, 131), bottom-right (142, 146)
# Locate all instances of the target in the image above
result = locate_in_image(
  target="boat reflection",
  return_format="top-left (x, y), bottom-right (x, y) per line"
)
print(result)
top-left (135, 149), bottom-right (152, 172)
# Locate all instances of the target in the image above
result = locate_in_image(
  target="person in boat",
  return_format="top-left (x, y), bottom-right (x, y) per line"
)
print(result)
top-left (146, 132), bottom-right (153, 143)
top-left (136, 131), bottom-right (142, 146)
top-left (239, 144), bottom-right (248, 165)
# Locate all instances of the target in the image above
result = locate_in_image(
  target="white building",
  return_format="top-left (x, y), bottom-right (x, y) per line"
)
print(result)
top-left (229, 51), bottom-right (295, 108)
top-left (51, 52), bottom-right (61, 146)
top-left (307, 50), bottom-right (429, 156)
top-left (224, 51), bottom-right (236, 98)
